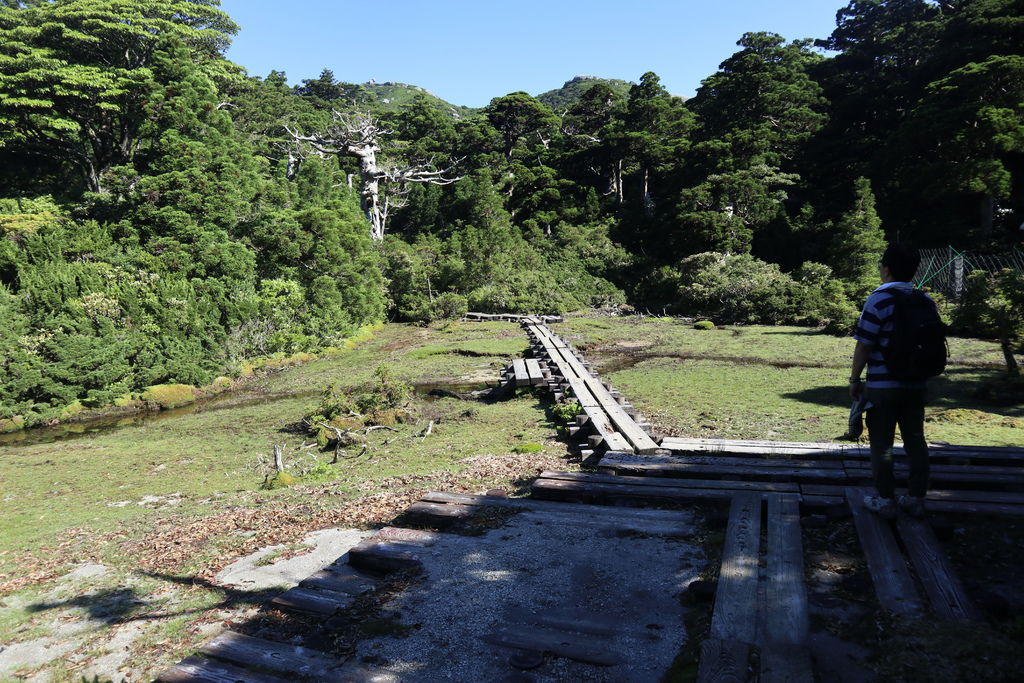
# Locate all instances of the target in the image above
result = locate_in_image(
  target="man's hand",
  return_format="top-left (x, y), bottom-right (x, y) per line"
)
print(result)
top-left (849, 380), bottom-right (864, 401)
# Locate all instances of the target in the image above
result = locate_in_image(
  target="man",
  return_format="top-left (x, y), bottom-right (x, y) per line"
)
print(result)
top-left (850, 244), bottom-right (930, 519)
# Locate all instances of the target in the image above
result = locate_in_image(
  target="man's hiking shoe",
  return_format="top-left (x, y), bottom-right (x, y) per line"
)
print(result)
top-left (863, 495), bottom-right (897, 519)
top-left (898, 495), bottom-right (927, 519)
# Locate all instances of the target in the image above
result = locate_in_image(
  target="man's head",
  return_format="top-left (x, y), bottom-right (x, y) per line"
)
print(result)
top-left (880, 244), bottom-right (920, 283)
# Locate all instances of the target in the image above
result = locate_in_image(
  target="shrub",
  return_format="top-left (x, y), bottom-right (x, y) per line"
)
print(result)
top-left (694, 320), bottom-right (715, 330)
top-left (549, 401), bottom-right (581, 423)
top-left (141, 384), bottom-right (195, 409)
top-left (676, 252), bottom-right (800, 324)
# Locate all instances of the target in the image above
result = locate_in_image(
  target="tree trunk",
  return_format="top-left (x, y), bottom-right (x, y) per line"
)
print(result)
top-left (350, 144), bottom-right (385, 241)
top-left (643, 167), bottom-right (653, 216)
top-left (979, 195), bottom-right (994, 238)
top-left (1000, 335), bottom-right (1020, 377)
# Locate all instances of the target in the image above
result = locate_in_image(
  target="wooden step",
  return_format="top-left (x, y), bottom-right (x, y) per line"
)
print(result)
top-left (895, 516), bottom-right (982, 621)
top-left (845, 488), bottom-right (922, 615)
top-left (271, 586), bottom-right (353, 615)
top-left (156, 655), bottom-right (292, 683)
top-left (197, 632), bottom-right (351, 679)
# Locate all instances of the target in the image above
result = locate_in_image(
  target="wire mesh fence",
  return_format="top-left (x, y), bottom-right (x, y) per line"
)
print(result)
top-left (914, 246), bottom-right (1024, 298)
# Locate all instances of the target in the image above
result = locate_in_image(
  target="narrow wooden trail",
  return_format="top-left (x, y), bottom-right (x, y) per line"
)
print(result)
top-left (157, 315), bottom-right (1024, 682)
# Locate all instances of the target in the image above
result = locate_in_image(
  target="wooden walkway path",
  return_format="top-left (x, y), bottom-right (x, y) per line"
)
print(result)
top-left (158, 315), bottom-right (1024, 681)
top-left (501, 318), bottom-right (662, 454)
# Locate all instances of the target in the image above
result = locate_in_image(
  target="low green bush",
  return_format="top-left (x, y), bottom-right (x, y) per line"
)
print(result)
top-left (694, 320), bottom-right (715, 330)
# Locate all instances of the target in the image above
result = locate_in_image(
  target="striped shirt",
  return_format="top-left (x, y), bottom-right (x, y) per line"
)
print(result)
top-left (853, 282), bottom-right (928, 389)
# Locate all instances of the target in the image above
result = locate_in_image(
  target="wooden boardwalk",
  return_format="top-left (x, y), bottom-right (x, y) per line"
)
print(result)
top-left (158, 316), bottom-right (1024, 681)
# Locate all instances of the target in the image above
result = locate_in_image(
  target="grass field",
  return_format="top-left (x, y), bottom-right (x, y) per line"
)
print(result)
top-left (0, 314), bottom-right (1020, 679)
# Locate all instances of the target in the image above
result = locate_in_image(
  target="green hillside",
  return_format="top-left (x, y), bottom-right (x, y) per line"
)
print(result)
top-left (536, 75), bottom-right (634, 112)
top-left (361, 81), bottom-right (477, 118)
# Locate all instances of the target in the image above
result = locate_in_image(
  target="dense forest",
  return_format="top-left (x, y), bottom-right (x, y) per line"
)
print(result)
top-left (0, 0), bottom-right (1022, 427)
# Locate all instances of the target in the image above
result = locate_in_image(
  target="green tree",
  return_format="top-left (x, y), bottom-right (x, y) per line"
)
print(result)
top-left (828, 177), bottom-right (886, 297)
top-left (0, 0), bottom-right (237, 193)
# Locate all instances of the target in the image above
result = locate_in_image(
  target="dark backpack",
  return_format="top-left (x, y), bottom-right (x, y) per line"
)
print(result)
top-left (882, 288), bottom-right (948, 381)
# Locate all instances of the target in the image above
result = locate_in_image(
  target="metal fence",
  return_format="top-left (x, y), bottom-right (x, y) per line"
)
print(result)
top-left (914, 246), bottom-right (1024, 298)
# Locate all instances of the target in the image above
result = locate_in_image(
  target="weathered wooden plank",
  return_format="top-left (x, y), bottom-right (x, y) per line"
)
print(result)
top-left (627, 453), bottom-right (846, 470)
top-left (711, 493), bottom-right (762, 645)
top-left (532, 478), bottom-right (743, 504)
top-left (404, 500), bottom-right (476, 527)
top-left (420, 490), bottom-right (697, 523)
top-left (512, 358), bottom-right (530, 387)
top-left (765, 494), bottom-right (808, 645)
top-left (271, 586), bottom-right (353, 615)
top-left (199, 632), bottom-right (346, 678)
top-left (600, 457), bottom-right (847, 483)
top-left (517, 508), bottom-right (694, 537)
top-left (156, 655), bottom-right (294, 683)
top-left (347, 539), bottom-right (422, 573)
top-left (759, 643), bottom-right (815, 683)
top-left (807, 485), bottom-right (1024, 505)
top-left (845, 488), bottom-right (922, 615)
top-left (539, 470), bottom-right (800, 493)
top-left (895, 516), bottom-right (982, 621)
top-left (524, 358), bottom-right (544, 385)
top-left (843, 461), bottom-right (1024, 487)
top-left (662, 437), bottom-right (1024, 463)
top-left (696, 639), bottom-right (751, 683)
top-left (480, 627), bottom-right (624, 666)
top-left (374, 527), bottom-right (439, 546)
top-left (582, 376), bottom-right (661, 454)
top-left (300, 565), bottom-right (377, 595)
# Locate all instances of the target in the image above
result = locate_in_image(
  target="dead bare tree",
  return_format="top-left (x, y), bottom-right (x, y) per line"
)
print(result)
top-left (285, 111), bottom-right (462, 241)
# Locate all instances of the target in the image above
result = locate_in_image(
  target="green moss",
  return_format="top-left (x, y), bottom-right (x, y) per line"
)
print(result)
top-left (0, 415), bottom-right (25, 433)
top-left (112, 394), bottom-right (137, 408)
top-left (693, 320), bottom-right (715, 330)
top-left (262, 471), bottom-right (298, 489)
top-left (512, 442), bottom-right (544, 454)
top-left (60, 400), bottom-right (85, 418)
top-left (141, 384), bottom-right (196, 409)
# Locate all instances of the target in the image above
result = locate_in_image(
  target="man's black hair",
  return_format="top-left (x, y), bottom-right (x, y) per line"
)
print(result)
top-left (881, 243), bottom-right (920, 282)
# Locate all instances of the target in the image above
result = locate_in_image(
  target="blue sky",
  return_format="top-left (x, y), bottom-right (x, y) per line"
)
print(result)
top-left (219, 0), bottom-right (843, 108)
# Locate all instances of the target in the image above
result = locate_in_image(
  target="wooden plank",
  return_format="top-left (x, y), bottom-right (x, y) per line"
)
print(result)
top-left (404, 500), bottom-right (475, 527)
top-left (532, 478), bottom-right (742, 504)
top-left (845, 488), bottom-right (922, 615)
top-left (539, 470), bottom-right (800, 493)
top-left (696, 639), bottom-right (751, 683)
top-left (806, 484), bottom-right (1024, 505)
top-left (512, 358), bottom-right (530, 387)
top-left (480, 627), bottom-right (624, 666)
top-left (636, 453), bottom-right (845, 470)
top-left (271, 586), bottom-right (353, 615)
top-left (374, 527), bottom-right (439, 546)
top-left (662, 437), bottom-right (1024, 463)
top-left (565, 376), bottom-right (600, 408)
top-left (711, 492), bottom-right (762, 643)
top-left (347, 539), bottom-right (422, 573)
top-left (583, 378), bottom-right (660, 454)
top-left (517, 508), bottom-right (694, 537)
top-left (299, 565), bottom-right (377, 595)
top-left (420, 491), bottom-right (697, 523)
top-left (199, 632), bottom-right (346, 678)
top-left (156, 655), bottom-right (294, 683)
top-left (896, 516), bottom-right (982, 621)
top-left (600, 458), bottom-right (847, 483)
top-left (765, 494), bottom-right (808, 644)
top-left (524, 358), bottom-right (544, 385)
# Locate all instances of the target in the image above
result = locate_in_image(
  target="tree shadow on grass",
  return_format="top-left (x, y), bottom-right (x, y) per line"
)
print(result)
top-left (783, 368), bottom-right (1024, 417)
top-left (26, 574), bottom-right (279, 625)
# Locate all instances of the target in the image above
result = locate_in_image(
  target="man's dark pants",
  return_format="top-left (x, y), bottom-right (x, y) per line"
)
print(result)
top-left (865, 386), bottom-right (930, 499)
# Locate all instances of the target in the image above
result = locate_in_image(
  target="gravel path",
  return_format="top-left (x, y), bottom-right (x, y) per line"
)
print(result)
top-left (356, 510), bottom-right (704, 681)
